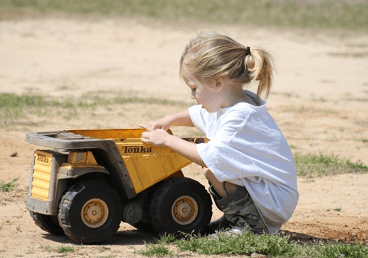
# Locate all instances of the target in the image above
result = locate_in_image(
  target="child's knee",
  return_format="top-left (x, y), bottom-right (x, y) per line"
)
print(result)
top-left (202, 168), bottom-right (221, 186)
top-left (202, 167), bottom-right (210, 178)
top-left (209, 186), bottom-right (268, 234)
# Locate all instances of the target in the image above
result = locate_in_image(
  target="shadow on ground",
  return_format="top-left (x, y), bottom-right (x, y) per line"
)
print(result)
top-left (281, 230), bottom-right (338, 245)
top-left (42, 229), bottom-right (159, 246)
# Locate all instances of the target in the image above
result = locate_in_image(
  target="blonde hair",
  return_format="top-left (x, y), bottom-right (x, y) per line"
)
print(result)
top-left (180, 31), bottom-right (274, 99)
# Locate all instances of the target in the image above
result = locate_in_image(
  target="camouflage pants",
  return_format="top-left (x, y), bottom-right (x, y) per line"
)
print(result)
top-left (209, 184), bottom-right (269, 235)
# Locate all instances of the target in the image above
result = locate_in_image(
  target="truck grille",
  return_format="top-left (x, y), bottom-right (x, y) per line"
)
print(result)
top-left (31, 151), bottom-right (53, 200)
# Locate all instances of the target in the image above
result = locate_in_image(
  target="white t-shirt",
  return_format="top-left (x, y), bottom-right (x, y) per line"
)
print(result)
top-left (188, 93), bottom-right (299, 234)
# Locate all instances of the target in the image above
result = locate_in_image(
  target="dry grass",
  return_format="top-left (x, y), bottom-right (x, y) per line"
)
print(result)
top-left (0, 0), bottom-right (367, 30)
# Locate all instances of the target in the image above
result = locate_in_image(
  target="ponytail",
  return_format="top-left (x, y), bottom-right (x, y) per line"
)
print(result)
top-left (245, 48), bottom-right (274, 99)
top-left (180, 31), bottom-right (275, 99)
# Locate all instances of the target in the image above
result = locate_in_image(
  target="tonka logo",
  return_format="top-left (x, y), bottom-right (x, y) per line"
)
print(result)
top-left (124, 146), bottom-right (152, 154)
top-left (37, 155), bottom-right (50, 164)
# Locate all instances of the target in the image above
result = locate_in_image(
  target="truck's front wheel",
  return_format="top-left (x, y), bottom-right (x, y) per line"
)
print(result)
top-left (58, 181), bottom-right (122, 244)
top-left (30, 211), bottom-right (64, 235)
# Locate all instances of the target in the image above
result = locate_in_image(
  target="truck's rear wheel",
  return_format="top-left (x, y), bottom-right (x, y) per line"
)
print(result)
top-left (150, 177), bottom-right (212, 235)
top-left (30, 211), bottom-right (64, 235)
top-left (58, 181), bottom-right (122, 244)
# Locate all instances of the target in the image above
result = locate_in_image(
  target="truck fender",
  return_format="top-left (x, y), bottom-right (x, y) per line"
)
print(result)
top-left (57, 166), bottom-right (110, 179)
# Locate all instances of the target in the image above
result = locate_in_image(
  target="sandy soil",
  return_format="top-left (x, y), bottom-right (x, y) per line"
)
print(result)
top-left (0, 14), bottom-right (368, 257)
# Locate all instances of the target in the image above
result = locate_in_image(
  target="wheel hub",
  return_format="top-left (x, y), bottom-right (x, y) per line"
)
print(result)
top-left (81, 198), bottom-right (109, 228)
top-left (171, 196), bottom-right (198, 225)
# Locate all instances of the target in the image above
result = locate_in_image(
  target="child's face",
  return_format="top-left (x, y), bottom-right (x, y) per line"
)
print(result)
top-left (181, 67), bottom-right (222, 113)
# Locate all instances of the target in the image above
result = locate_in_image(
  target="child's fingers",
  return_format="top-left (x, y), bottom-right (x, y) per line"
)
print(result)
top-left (141, 131), bottom-right (150, 143)
top-left (139, 124), bottom-right (149, 130)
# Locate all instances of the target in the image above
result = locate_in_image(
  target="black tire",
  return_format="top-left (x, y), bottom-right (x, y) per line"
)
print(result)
top-left (150, 177), bottom-right (212, 235)
top-left (131, 221), bottom-right (156, 233)
top-left (58, 180), bottom-right (122, 244)
top-left (30, 211), bottom-right (64, 235)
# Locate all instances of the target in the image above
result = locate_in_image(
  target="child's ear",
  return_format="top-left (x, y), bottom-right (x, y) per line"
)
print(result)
top-left (214, 77), bottom-right (225, 91)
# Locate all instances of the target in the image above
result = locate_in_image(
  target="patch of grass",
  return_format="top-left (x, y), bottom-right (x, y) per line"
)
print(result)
top-left (0, 94), bottom-right (46, 121)
top-left (312, 242), bottom-right (368, 258)
top-left (0, 177), bottom-right (19, 192)
top-left (0, 93), bottom-right (62, 124)
top-left (176, 230), bottom-right (298, 256)
top-left (0, 93), bottom-right (189, 127)
top-left (138, 233), bottom-right (177, 256)
top-left (140, 232), bottom-right (368, 257)
top-left (0, 0), bottom-right (367, 31)
top-left (0, 93), bottom-right (47, 109)
top-left (56, 246), bottom-right (74, 253)
top-left (334, 207), bottom-right (342, 212)
top-left (294, 153), bottom-right (368, 178)
top-left (39, 244), bottom-right (75, 254)
top-left (156, 233), bottom-right (177, 244)
top-left (139, 244), bottom-right (173, 257)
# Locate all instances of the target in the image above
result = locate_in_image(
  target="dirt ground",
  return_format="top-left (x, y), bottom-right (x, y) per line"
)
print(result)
top-left (1, 14), bottom-right (368, 257)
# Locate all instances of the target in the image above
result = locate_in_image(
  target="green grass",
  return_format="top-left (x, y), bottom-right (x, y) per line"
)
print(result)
top-left (139, 244), bottom-right (173, 257)
top-left (0, 177), bottom-right (19, 192)
top-left (0, 93), bottom-right (189, 126)
top-left (0, 0), bottom-right (367, 31)
top-left (175, 231), bottom-right (298, 256)
top-left (0, 94), bottom-right (47, 108)
top-left (139, 231), bottom-right (368, 257)
top-left (39, 244), bottom-right (75, 254)
top-left (0, 93), bottom-right (187, 112)
top-left (0, 94), bottom-right (47, 120)
top-left (56, 246), bottom-right (74, 253)
top-left (294, 153), bottom-right (368, 178)
top-left (313, 242), bottom-right (368, 258)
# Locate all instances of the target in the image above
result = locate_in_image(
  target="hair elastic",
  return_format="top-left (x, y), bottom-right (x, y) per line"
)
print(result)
top-left (246, 46), bottom-right (251, 56)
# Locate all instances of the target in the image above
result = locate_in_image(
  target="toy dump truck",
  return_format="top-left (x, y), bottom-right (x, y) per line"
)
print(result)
top-left (25, 129), bottom-right (212, 244)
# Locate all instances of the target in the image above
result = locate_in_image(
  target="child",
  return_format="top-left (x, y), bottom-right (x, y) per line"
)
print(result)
top-left (140, 31), bottom-right (298, 235)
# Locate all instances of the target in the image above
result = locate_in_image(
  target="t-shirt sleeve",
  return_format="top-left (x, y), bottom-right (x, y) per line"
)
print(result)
top-left (188, 105), bottom-right (207, 135)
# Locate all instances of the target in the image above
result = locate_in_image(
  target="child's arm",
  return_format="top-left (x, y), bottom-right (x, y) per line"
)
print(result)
top-left (140, 110), bottom-right (194, 131)
top-left (140, 126), bottom-right (206, 168)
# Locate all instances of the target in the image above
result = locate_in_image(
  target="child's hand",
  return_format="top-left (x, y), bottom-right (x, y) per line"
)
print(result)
top-left (139, 118), bottom-right (171, 132)
top-left (140, 124), bottom-right (170, 147)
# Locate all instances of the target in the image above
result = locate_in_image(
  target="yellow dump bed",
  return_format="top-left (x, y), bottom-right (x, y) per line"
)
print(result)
top-left (66, 129), bottom-right (192, 194)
